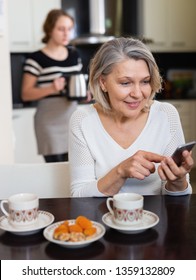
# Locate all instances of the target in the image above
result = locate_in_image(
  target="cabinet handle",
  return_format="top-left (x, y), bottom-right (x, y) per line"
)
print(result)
top-left (141, 38), bottom-right (154, 44)
top-left (12, 115), bottom-right (20, 119)
top-left (154, 42), bottom-right (165, 46)
top-left (11, 41), bottom-right (30, 45)
top-left (172, 42), bottom-right (185, 47)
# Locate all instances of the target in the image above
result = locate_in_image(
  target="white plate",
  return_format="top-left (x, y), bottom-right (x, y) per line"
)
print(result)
top-left (0, 211), bottom-right (54, 236)
top-left (102, 210), bottom-right (159, 234)
top-left (43, 220), bottom-right (106, 248)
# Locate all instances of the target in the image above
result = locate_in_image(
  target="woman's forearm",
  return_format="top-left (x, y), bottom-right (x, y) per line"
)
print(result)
top-left (97, 165), bottom-right (126, 196)
top-left (22, 84), bottom-right (58, 101)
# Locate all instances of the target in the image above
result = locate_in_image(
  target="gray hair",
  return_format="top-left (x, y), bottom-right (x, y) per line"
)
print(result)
top-left (89, 37), bottom-right (162, 111)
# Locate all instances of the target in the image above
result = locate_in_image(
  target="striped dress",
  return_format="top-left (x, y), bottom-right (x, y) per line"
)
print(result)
top-left (23, 46), bottom-right (82, 155)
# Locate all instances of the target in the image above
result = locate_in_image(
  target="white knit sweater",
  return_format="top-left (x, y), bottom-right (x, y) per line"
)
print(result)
top-left (69, 101), bottom-right (192, 197)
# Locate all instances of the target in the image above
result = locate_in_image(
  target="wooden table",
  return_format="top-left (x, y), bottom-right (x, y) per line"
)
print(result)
top-left (0, 195), bottom-right (196, 260)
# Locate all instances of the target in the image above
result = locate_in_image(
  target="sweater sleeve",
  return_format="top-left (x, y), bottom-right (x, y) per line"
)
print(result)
top-left (162, 173), bottom-right (192, 195)
top-left (68, 108), bottom-right (105, 197)
top-left (159, 102), bottom-right (192, 195)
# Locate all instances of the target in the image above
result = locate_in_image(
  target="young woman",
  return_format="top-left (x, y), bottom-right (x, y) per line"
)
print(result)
top-left (69, 37), bottom-right (194, 196)
top-left (22, 9), bottom-right (82, 162)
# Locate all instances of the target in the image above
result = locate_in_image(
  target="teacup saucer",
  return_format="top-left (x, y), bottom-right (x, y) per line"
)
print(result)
top-left (0, 210), bottom-right (54, 236)
top-left (102, 210), bottom-right (159, 234)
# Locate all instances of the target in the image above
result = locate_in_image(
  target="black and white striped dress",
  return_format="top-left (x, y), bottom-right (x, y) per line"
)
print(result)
top-left (23, 46), bottom-right (82, 155)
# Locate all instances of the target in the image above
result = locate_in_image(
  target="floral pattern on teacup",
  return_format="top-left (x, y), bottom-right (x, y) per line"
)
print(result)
top-left (10, 208), bottom-right (38, 223)
top-left (114, 207), bottom-right (143, 223)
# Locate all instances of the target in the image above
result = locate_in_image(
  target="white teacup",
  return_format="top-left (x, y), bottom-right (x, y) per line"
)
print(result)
top-left (106, 193), bottom-right (144, 226)
top-left (0, 193), bottom-right (39, 228)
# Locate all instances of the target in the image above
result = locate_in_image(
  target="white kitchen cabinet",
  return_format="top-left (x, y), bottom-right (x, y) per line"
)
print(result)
top-left (12, 108), bottom-right (44, 163)
top-left (12, 105), bottom-right (82, 163)
top-left (7, 0), bottom-right (33, 52)
top-left (7, 0), bottom-right (61, 52)
top-left (166, 100), bottom-right (196, 165)
top-left (141, 0), bottom-right (196, 51)
top-left (141, 0), bottom-right (167, 50)
top-left (168, 0), bottom-right (196, 50)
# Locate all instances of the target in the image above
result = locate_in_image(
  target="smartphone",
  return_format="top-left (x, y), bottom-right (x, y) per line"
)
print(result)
top-left (172, 141), bottom-right (196, 166)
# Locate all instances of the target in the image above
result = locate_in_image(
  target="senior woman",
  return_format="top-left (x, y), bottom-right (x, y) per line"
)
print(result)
top-left (69, 37), bottom-right (194, 197)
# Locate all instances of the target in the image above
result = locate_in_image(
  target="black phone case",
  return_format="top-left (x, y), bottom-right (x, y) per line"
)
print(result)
top-left (172, 141), bottom-right (196, 166)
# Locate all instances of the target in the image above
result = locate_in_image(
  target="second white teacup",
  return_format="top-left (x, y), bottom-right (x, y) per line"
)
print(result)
top-left (106, 193), bottom-right (144, 226)
top-left (0, 193), bottom-right (39, 228)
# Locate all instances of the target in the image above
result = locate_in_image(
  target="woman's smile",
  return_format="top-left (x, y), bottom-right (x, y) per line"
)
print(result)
top-left (124, 100), bottom-right (141, 110)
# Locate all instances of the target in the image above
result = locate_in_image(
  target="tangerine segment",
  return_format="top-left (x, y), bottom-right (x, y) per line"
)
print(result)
top-left (76, 216), bottom-right (92, 229)
top-left (68, 224), bottom-right (83, 233)
top-left (84, 226), bottom-right (97, 236)
top-left (54, 223), bottom-right (69, 234)
top-left (62, 221), bottom-right (69, 226)
top-left (53, 223), bottom-right (69, 239)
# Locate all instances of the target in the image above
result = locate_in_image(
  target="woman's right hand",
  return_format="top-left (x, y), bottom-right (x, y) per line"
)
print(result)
top-left (98, 150), bottom-right (165, 196)
top-left (117, 150), bottom-right (165, 180)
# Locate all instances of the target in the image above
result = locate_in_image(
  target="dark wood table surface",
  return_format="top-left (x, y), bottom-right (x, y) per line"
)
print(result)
top-left (0, 195), bottom-right (196, 260)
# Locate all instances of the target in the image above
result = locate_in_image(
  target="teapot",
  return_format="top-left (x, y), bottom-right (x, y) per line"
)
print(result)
top-left (67, 73), bottom-right (87, 101)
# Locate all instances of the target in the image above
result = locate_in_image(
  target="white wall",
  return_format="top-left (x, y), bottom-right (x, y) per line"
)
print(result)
top-left (0, 0), bottom-right (14, 163)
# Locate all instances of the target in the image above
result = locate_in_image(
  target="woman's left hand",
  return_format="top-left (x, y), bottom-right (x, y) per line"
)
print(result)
top-left (53, 77), bottom-right (66, 93)
top-left (158, 150), bottom-right (194, 191)
top-left (78, 90), bottom-right (93, 104)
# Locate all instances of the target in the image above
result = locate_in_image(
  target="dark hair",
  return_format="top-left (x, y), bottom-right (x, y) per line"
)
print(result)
top-left (42, 9), bottom-right (74, 44)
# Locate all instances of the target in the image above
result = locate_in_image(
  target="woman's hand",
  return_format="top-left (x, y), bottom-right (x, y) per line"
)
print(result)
top-left (158, 150), bottom-right (194, 191)
top-left (118, 150), bottom-right (165, 180)
top-left (98, 150), bottom-right (165, 196)
top-left (79, 90), bottom-right (93, 104)
top-left (52, 77), bottom-right (66, 93)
